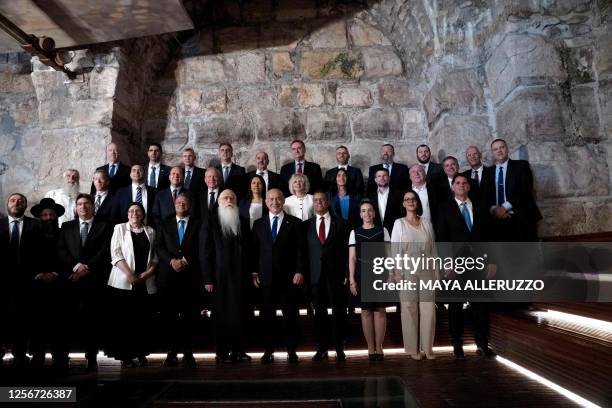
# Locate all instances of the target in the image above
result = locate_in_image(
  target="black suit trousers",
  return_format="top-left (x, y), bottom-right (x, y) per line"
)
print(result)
top-left (158, 282), bottom-right (201, 354)
top-left (311, 279), bottom-right (347, 351)
top-left (448, 302), bottom-right (489, 347)
top-left (260, 285), bottom-right (300, 353)
top-left (67, 283), bottom-right (102, 358)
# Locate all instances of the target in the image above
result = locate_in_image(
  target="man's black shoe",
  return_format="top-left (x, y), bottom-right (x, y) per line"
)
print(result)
top-left (476, 345), bottom-right (495, 358)
top-left (182, 353), bottom-right (197, 368)
top-left (287, 351), bottom-right (299, 363)
top-left (336, 349), bottom-right (346, 361)
top-left (261, 351), bottom-right (274, 364)
top-left (312, 350), bottom-right (328, 361)
top-left (453, 345), bottom-right (465, 359)
top-left (86, 358), bottom-right (98, 372)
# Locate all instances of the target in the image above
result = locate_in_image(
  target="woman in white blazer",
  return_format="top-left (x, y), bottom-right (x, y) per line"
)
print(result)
top-left (106, 202), bottom-right (158, 368)
top-left (283, 173), bottom-right (314, 221)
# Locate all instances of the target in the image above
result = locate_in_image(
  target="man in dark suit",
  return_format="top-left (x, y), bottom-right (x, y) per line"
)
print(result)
top-left (195, 167), bottom-right (224, 224)
top-left (113, 165), bottom-right (157, 225)
top-left (246, 151), bottom-right (282, 193)
top-left (216, 143), bottom-right (246, 200)
top-left (155, 194), bottom-right (201, 368)
top-left (252, 188), bottom-right (305, 364)
top-left (90, 142), bottom-right (131, 195)
top-left (366, 143), bottom-right (410, 196)
top-left (416, 144), bottom-right (443, 183)
top-left (482, 139), bottom-right (542, 241)
top-left (461, 146), bottom-right (490, 206)
top-left (181, 147), bottom-right (205, 194)
top-left (368, 168), bottom-right (403, 234)
top-left (57, 193), bottom-right (112, 371)
top-left (144, 142), bottom-right (171, 191)
top-left (280, 139), bottom-right (323, 195)
top-left (152, 166), bottom-right (188, 228)
top-left (437, 156), bottom-right (478, 203)
top-left (30, 198), bottom-right (68, 370)
top-left (435, 174), bottom-right (494, 359)
top-left (92, 170), bottom-right (115, 223)
top-left (201, 189), bottom-right (252, 363)
top-left (0, 193), bottom-right (43, 367)
top-left (325, 145), bottom-right (365, 196)
top-left (306, 191), bottom-right (349, 361)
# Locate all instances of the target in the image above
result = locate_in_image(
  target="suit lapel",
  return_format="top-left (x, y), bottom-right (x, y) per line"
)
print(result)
top-left (275, 216), bottom-right (291, 245)
top-left (452, 201), bottom-right (470, 235)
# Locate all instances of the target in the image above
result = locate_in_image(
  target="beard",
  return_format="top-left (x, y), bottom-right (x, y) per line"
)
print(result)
top-left (417, 156), bottom-right (429, 164)
top-left (62, 182), bottom-right (80, 198)
top-left (218, 205), bottom-right (241, 237)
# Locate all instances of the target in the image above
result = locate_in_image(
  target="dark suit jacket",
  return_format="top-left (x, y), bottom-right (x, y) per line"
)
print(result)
top-left (366, 162), bottom-right (410, 196)
top-left (461, 166), bottom-right (492, 206)
top-left (57, 219), bottom-right (112, 288)
top-left (305, 215), bottom-right (349, 286)
top-left (93, 192), bottom-right (115, 224)
top-left (436, 175), bottom-right (479, 204)
top-left (329, 194), bottom-right (361, 229)
top-left (155, 216), bottom-right (202, 288)
top-left (216, 163), bottom-right (246, 200)
top-left (112, 185), bottom-right (157, 225)
top-left (482, 160), bottom-right (542, 240)
top-left (368, 189), bottom-right (403, 234)
top-left (182, 166), bottom-right (205, 195)
top-left (246, 170), bottom-right (282, 193)
top-left (90, 162), bottom-right (131, 195)
top-left (325, 166), bottom-right (365, 196)
top-left (252, 213), bottom-right (304, 288)
top-left (280, 161), bottom-right (324, 196)
top-left (151, 187), bottom-right (187, 228)
top-left (194, 188), bottom-right (224, 225)
top-left (0, 216), bottom-right (43, 286)
top-left (145, 163), bottom-right (171, 191)
top-left (426, 162), bottom-right (443, 180)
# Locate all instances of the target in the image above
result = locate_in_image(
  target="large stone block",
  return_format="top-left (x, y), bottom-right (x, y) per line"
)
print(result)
top-left (428, 116), bottom-right (491, 167)
top-left (305, 20), bottom-right (347, 49)
top-left (89, 67), bottom-right (119, 99)
top-left (38, 99), bottom-right (113, 129)
top-left (255, 109), bottom-right (306, 141)
top-left (485, 34), bottom-right (566, 104)
top-left (279, 83), bottom-right (324, 107)
top-left (352, 109), bottom-right (402, 140)
top-left (423, 70), bottom-right (486, 128)
top-left (348, 18), bottom-right (391, 47)
top-left (571, 85), bottom-right (601, 141)
top-left (361, 48), bottom-right (403, 79)
top-left (596, 30), bottom-right (612, 78)
top-left (228, 86), bottom-right (277, 112)
top-left (375, 79), bottom-right (419, 108)
top-left (336, 85), bottom-right (373, 107)
top-left (182, 56), bottom-right (236, 83)
top-left (600, 79), bottom-right (612, 138)
top-left (272, 52), bottom-right (295, 78)
top-left (177, 86), bottom-right (228, 117)
top-left (305, 110), bottom-right (349, 141)
top-left (528, 142), bottom-right (609, 199)
top-left (234, 52), bottom-right (267, 83)
top-left (192, 114), bottom-right (254, 147)
top-left (300, 51), bottom-right (363, 80)
top-left (496, 87), bottom-right (570, 145)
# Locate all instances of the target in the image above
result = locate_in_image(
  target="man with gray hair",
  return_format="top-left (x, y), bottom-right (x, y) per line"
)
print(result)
top-left (45, 169), bottom-right (82, 225)
top-left (200, 189), bottom-right (252, 363)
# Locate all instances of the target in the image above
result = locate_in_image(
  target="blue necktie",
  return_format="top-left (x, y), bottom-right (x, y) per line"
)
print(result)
top-left (461, 203), bottom-right (472, 232)
top-left (223, 166), bottom-right (229, 183)
top-left (178, 220), bottom-right (185, 245)
top-left (149, 166), bottom-right (156, 188)
top-left (109, 164), bottom-right (116, 178)
top-left (497, 166), bottom-right (504, 206)
top-left (184, 170), bottom-right (192, 189)
top-left (136, 186), bottom-right (143, 204)
top-left (271, 216), bottom-right (278, 242)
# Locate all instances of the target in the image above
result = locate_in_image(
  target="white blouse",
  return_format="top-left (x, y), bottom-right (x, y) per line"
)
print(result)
top-left (283, 194), bottom-right (314, 221)
top-left (249, 202), bottom-right (263, 229)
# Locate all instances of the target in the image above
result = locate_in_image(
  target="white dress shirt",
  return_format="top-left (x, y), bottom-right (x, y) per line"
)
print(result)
top-left (7, 216), bottom-right (24, 244)
top-left (73, 217), bottom-right (94, 272)
top-left (256, 169), bottom-right (270, 191)
top-left (470, 165), bottom-right (484, 186)
top-left (412, 183), bottom-right (431, 221)
top-left (315, 212), bottom-right (331, 239)
top-left (455, 197), bottom-right (473, 226)
top-left (176, 215), bottom-right (190, 230)
top-left (147, 163), bottom-right (161, 187)
top-left (377, 187), bottom-right (390, 221)
top-left (269, 211), bottom-right (284, 235)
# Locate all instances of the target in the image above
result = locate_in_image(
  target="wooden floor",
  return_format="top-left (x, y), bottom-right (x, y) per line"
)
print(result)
top-left (0, 350), bottom-right (573, 408)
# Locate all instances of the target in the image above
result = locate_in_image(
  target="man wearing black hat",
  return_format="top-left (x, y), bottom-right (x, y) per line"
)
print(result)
top-left (30, 198), bottom-right (69, 370)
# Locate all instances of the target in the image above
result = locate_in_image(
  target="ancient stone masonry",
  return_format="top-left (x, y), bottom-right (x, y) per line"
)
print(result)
top-left (1, 0), bottom-right (611, 236)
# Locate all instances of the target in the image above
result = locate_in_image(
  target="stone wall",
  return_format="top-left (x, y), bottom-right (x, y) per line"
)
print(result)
top-left (0, 0), bottom-right (611, 236)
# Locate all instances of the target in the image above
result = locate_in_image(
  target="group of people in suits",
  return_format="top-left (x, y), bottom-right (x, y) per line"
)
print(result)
top-left (1, 136), bottom-right (541, 371)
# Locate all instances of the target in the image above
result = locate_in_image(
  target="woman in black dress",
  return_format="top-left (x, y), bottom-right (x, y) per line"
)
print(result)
top-left (348, 199), bottom-right (391, 361)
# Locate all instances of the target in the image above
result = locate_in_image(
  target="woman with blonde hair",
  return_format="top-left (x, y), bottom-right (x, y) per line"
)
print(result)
top-left (283, 173), bottom-right (314, 221)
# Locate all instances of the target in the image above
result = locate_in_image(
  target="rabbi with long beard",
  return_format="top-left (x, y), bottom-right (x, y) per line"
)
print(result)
top-left (200, 189), bottom-right (253, 363)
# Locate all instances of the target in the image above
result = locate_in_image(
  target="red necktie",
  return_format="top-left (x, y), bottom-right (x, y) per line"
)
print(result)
top-left (473, 169), bottom-right (479, 184)
top-left (172, 189), bottom-right (177, 203)
top-left (318, 217), bottom-right (326, 245)
top-left (297, 162), bottom-right (303, 174)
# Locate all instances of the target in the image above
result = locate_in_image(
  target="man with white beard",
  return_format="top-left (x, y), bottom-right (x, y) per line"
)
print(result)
top-left (45, 169), bottom-right (82, 225)
top-left (200, 189), bottom-right (252, 363)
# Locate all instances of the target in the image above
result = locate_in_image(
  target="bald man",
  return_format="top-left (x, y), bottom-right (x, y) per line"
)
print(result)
top-left (90, 142), bottom-right (131, 195)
